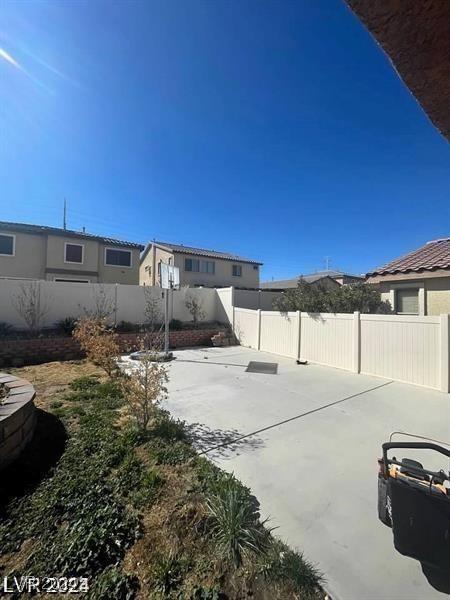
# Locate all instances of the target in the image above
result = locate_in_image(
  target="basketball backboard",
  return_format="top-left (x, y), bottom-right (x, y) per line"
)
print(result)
top-left (160, 263), bottom-right (180, 289)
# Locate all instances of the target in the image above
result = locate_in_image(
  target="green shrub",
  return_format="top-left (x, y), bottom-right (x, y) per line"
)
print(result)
top-left (56, 317), bottom-right (78, 336)
top-left (88, 566), bottom-right (139, 599)
top-left (69, 376), bottom-right (100, 391)
top-left (206, 475), bottom-right (273, 568)
top-left (115, 453), bottom-right (164, 507)
top-left (258, 540), bottom-right (321, 594)
top-left (152, 414), bottom-right (187, 442)
top-left (115, 321), bottom-right (140, 333)
top-left (149, 439), bottom-right (195, 466)
top-left (195, 459), bottom-right (252, 499)
top-left (49, 400), bottom-right (63, 409)
top-left (0, 405), bottom-right (140, 575)
top-left (150, 551), bottom-right (185, 595)
top-left (67, 377), bottom-right (123, 407)
top-left (169, 318), bottom-right (183, 331)
top-left (192, 585), bottom-right (221, 599)
top-left (0, 321), bottom-right (14, 337)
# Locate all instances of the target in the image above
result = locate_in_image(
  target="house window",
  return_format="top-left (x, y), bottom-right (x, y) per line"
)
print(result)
top-left (232, 264), bottom-right (242, 277)
top-left (200, 260), bottom-right (215, 274)
top-left (185, 258), bottom-right (200, 272)
top-left (64, 242), bottom-right (83, 264)
top-left (105, 247), bottom-right (132, 267)
top-left (0, 233), bottom-right (15, 256)
top-left (54, 278), bottom-right (90, 283)
top-left (396, 288), bottom-right (419, 315)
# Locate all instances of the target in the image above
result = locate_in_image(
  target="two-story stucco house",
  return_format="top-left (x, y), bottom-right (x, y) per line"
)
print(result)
top-left (140, 241), bottom-right (262, 288)
top-left (0, 221), bottom-right (144, 284)
top-left (366, 237), bottom-right (450, 315)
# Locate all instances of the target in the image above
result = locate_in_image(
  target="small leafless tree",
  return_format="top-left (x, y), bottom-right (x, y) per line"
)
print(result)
top-left (80, 285), bottom-right (115, 321)
top-left (13, 281), bottom-right (48, 335)
top-left (144, 288), bottom-right (162, 332)
top-left (185, 291), bottom-right (206, 325)
top-left (122, 343), bottom-right (168, 432)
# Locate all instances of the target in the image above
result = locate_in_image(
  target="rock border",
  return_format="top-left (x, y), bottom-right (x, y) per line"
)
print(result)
top-left (0, 374), bottom-right (36, 471)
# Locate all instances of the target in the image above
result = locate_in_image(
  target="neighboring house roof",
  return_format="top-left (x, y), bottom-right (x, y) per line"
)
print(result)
top-left (141, 240), bottom-right (263, 265)
top-left (0, 221), bottom-right (144, 250)
top-left (367, 238), bottom-right (450, 277)
top-left (260, 270), bottom-right (363, 289)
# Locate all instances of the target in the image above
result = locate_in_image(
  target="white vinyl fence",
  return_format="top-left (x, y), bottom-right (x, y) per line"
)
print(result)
top-left (233, 307), bottom-right (450, 392)
top-left (259, 311), bottom-right (299, 358)
top-left (1, 279), bottom-right (448, 392)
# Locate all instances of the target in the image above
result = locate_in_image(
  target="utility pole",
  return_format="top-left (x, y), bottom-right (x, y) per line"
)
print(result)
top-left (63, 198), bottom-right (67, 230)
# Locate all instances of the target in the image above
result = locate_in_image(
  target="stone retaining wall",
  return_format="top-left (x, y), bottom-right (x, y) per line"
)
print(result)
top-left (0, 374), bottom-right (36, 471)
top-left (0, 329), bottom-right (225, 367)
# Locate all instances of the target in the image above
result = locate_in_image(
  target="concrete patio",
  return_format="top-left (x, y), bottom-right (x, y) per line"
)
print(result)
top-left (157, 345), bottom-right (450, 600)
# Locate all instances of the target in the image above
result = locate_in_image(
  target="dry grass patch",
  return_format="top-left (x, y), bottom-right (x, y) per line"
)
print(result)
top-left (9, 360), bottom-right (103, 409)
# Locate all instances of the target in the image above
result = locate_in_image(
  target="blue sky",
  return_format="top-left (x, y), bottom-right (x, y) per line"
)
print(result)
top-left (1, 0), bottom-right (449, 281)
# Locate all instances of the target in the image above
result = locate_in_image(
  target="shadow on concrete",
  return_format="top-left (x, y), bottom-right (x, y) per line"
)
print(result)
top-left (0, 409), bottom-right (67, 512)
top-left (185, 422), bottom-right (264, 459)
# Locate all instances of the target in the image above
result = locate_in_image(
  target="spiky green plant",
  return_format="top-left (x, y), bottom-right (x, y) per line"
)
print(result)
top-left (206, 476), bottom-right (273, 568)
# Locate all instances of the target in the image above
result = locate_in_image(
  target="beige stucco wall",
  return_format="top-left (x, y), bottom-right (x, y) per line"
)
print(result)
top-left (0, 229), bottom-right (140, 284)
top-left (426, 277), bottom-right (450, 315)
top-left (98, 246), bottom-right (141, 285)
top-left (0, 231), bottom-right (46, 279)
top-left (140, 246), bottom-right (174, 285)
top-left (376, 276), bottom-right (450, 315)
top-left (46, 235), bottom-right (99, 274)
top-left (140, 244), bottom-right (261, 288)
top-left (173, 252), bottom-right (260, 288)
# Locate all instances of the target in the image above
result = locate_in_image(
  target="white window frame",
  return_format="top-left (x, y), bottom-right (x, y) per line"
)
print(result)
top-left (64, 241), bottom-right (84, 264)
top-left (232, 264), bottom-right (243, 277)
top-left (104, 247), bottom-right (133, 268)
top-left (0, 233), bottom-right (15, 257)
top-left (53, 277), bottom-right (90, 283)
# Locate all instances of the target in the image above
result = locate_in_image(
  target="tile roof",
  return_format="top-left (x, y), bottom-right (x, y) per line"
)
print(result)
top-left (260, 270), bottom-right (362, 289)
top-left (0, 221), bottom-right (144, 250)
top-left (367, 238), bottom-right (450, 277)
top-left (147, 241), bottom-right (263, 265)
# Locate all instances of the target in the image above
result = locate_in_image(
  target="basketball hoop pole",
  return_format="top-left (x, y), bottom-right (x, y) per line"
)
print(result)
top-left (164, 287), bottom-right (170, 355)
top-left (161, 264), bottom-right (179, 357)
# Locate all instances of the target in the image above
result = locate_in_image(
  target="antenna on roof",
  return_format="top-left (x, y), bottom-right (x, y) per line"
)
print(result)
top-left (63, 198), bottom-right (67, 230)
top-left (324, 256), bottom-right (331, 271)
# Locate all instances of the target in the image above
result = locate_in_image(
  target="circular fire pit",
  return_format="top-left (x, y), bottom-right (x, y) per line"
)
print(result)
top-left (0, 373), bottom-right (36, 471)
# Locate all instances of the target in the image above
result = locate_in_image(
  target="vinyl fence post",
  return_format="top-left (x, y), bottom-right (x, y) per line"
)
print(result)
top-left (353, 311), bottom-right (361, 373)
top-left (440, 314), bottom-right (449, 393)
top-left (256, 309), bottom-right (261, 350)
top-left (296, 310), bottom-right (301, 360)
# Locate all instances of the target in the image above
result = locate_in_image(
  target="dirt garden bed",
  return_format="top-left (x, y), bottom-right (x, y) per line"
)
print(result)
top-left (0, 360), bottom-right (324, 599)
